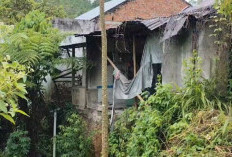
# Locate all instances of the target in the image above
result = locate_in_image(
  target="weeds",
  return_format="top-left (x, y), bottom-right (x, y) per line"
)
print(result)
top-left (109, 51), bottom-right (232, 157)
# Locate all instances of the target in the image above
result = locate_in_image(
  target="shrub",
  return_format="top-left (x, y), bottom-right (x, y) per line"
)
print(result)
top-left (110, 106), bottom-right (164, 157)
top-left (162, 110), bottom-right (232, 156)
top-left (56, 113), bottom-right (93, 157)
top-left (109, 108), bottom-right (138, 157)
top-left (127, 106), bottom-right (163, 157)
top-left (109, 51), bottom-right (228, 156)
top-left (5, 130), bottom-right (31, 157)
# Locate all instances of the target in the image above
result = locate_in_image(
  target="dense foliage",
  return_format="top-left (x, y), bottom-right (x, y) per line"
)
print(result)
top-left (0, 0), bottom-right (66, 24)
top-left (0, 56), bottom-right (28, 124)
top-left (5, 130), bottom-right (31, 157)
top-left (162, 110), bottom-right (232, 156)
top-left (1, 10), bottom-right (64, 89)
top-left (47, 0), bottom-right (111, 18)
top-left (0, 9), bottom-right (65, 154)
top-left (57, 113), bottom-right (93, 157)
top-left (109, 51), bottom-right (232, 156)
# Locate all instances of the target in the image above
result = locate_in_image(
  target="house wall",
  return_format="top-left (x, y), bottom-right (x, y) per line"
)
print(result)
top-left (86, 36), bottom-right (117, 108)
top-left (162, 28), bottom-right (193, 86)
top-left (198, 23), bottom-right (228, 93)
top-left (162, 23), bottom-right (228, 91)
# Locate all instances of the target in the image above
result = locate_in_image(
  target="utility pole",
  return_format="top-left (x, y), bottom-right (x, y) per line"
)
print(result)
top-left (99, 0), bottom-right (109, 156)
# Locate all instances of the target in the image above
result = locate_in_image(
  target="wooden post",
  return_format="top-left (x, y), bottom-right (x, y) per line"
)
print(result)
top-left (99, 0), bottom-right (109, 156)
top-left (132, 35), bottom-right (141, 107)
top-left (82, 47), bottom-right (87, 87)
top-left (72, 47), bottom-right (75, 86)
top-left (133, 35), bottom-right (137, 76)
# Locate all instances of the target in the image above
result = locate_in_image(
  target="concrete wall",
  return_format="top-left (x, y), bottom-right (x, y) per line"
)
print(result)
top-left (162, 28), bottom-right (193, 86)
top-left (162, 23), bottom-right (228, 91)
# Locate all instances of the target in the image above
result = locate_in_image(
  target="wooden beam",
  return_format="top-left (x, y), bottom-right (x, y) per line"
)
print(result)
top-left (53, 71), bottom-right (72, 80)
top-left (72, 47), bottom-right (75, 86)
top-left (66, 48), bottom-right (71, 57)
top-left (82, 47), bottom-right (87, 87)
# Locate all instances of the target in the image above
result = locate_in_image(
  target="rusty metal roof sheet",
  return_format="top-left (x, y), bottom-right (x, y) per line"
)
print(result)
top-left (161, 0), bottom-right (215, 41)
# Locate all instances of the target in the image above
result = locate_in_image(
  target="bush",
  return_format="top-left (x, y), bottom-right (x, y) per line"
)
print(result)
top-left (127, 106), bottom-right (163, 157)
top-left (57, 113), bottom-right (93, 157)
top-left (5, 130), bottom-right (31, 157)
top-left (162, 110), bottom-right (232, 156)
top-left (110, 106), bottom-right (164, 157)
top-left (109, 108), bottom-right (138, 157)
top-left (109, 51), bottom-right (230, 156)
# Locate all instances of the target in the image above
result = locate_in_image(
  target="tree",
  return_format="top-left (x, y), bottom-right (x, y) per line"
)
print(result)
top-left (45, 0), bottom-right (93, 18)
top-left (0, 0), bottom-right (36, 24)
top-left (0, 10), bottom-right (64, 86)
top-left (0, 0), bottom-right (66, 25)
top-left (99, 0), bottom-right (109, 156)
top-left (0, 55), bottom-right (28, 124)
top-left (0, 10), bottom-right (64, 154)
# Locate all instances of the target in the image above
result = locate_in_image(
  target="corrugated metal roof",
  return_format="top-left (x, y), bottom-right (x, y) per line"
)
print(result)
top-left (141, 17), bottom-right (170, 30)
top-left (137, 0), bottom-right (215, 33)
top-left (75, 0), bottom-right (127, 20)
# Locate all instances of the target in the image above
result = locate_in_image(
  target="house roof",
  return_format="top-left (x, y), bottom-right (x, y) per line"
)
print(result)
top-left (76, 0), bottom-right (190, 22)
top-left (134, 0), bottom-right (215, 41)
top-left (75, 0), bottom-right (127, 20)
top-left (104, 0), bottom-right (190, 22)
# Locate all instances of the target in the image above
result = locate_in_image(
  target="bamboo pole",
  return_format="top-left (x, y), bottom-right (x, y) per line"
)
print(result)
top-left (100, 0), bottom-right (109, 156)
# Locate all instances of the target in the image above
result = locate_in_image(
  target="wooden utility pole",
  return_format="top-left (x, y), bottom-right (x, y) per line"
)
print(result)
top-left (100, 0), bottom-right (109, 156)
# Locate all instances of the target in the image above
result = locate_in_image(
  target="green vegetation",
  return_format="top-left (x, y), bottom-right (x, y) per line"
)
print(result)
top-left (1, 10), bottom-right (64, 87)
top-left (0, 0), bottom-right (66, 24)
top-left (46, 0), bottom-right (111, 18)
top-left (109, 51), bottom-right (232, 156)
top-left (57, 113), bottom-right (93, 157)
top-left (0, 0), bottom-right (231, 156)
top-left (46, 0), bottom-right (93, 18)
top-left (0, 56), bottom-right (28, 124)
top-left (109, 1), bottom-right (232, 156)
top-left (0, 6), bottom-right (65, 155)
top-left (5, 130), bottom-right (31, 157)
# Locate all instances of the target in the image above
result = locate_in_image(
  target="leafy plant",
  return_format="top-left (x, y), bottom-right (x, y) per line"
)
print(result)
top-left (5, 130), bottom-right (31, 157)
top-left (162, 110), bottom-right (232, 156)
top-left (110, 51), bottom-right (228, 156)
top-left (127, 106), bottom-right (163, 157)
top-left (57, 113), bottom-right (93, 157)
top-left (179, 50), bottom-right (212, 115)
top-left (37, 134), bottom-right (52, 157)
top-left (0, 55), bottom-right (28, 124)
top-left (109, 108), bottom-right (138, 157)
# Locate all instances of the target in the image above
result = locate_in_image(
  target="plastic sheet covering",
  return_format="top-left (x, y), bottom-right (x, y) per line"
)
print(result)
top-left (114, 32), bottom-right (163, 99)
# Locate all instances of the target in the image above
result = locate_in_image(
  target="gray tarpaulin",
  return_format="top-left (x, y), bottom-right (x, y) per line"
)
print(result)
top-left (114, 32), bottom-right (163, 99)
